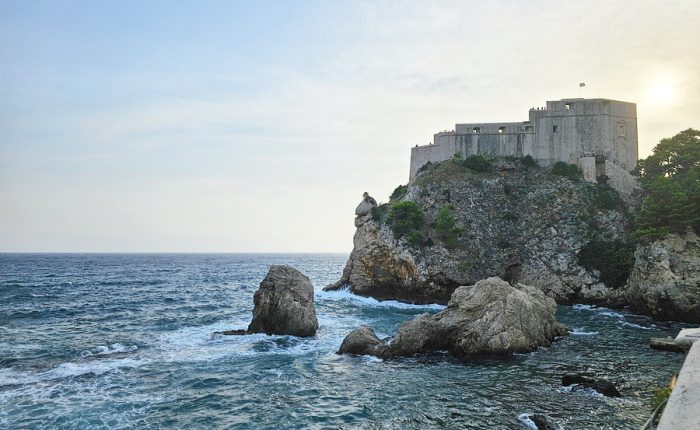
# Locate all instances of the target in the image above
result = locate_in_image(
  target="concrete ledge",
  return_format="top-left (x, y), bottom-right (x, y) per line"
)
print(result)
top-left (657, 341), bottom-right (700, 430)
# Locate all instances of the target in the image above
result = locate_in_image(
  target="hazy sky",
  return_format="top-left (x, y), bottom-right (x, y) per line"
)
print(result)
top-left (1, 0), bottom-right (699, 252)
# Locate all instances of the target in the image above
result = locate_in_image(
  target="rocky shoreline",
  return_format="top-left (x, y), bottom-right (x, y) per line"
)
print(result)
top-left (325, 158), bottom-right (700, 323)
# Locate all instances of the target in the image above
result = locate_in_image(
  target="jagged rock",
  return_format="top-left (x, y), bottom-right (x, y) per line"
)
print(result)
top-left (323, 218), bottom-right (455, 304)
top-left (562, 373), bottom-right (621, 397)
top-left (328, 159), bottom-right (632, 307)
top-left (247, 265), bottom-right (319, 337)
top-left (530, 414), bottom-right (557, 430)
top-left (336, 326), bottom-right (387, 356)
top-left (355, 195), bottom-right (377, 216)
top-left (338, 277), bottom-right (567, 359)
top-left (619, 230), bottom-right (700, 323)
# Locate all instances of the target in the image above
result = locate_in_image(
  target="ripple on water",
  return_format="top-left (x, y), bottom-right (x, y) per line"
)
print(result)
top-left (0, 254), bottom-right (688, 430)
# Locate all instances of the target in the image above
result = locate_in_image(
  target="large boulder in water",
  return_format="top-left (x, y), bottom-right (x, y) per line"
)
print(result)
top-left (338, 277), bottom-right (567, 358)
top-left (336, 326), bottom-right (388, 356)
top-left (247, 265), bottom-right (319, 337)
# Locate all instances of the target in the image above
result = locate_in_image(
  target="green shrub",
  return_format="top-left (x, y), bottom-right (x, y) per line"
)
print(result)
top-left (390, 185), bottom-right (408, 201)
top-left (387, 201), bottom-right (425, 246)
top-left (551, 162), bottom-right (582, 181)
top-left (463, 155), bottom-right (492, 173)
top-left (371, 203), bottom-right (390, 222)
top-left (452, 151), bottom-right (465, 162)
top-left (578, 240), bottom-right (635, 289)
top-left (522, 155), bottom-right (538, 168)
top-left (435, 204), bottom-right (462, 249)
top-left (417, 161), bottom-right (434, 174)
top-left (650, 386), bottom-right (673, 410)
top-left (593, 184), bottom-right (622, 211)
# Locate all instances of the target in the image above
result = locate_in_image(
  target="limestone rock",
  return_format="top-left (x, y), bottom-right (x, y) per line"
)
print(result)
top-left (338, 277), bottom-right (567, 359)
top-left (620, 230), bottom-right (700, 323)
top-left (355, 195), bottom-right (377, 216)
top-left (329, 159), bottom-right (632, 309)
top-left (385, 277), bottom-right (566, 357)
top-left (247, 265), bottom-right (319, 337)
top-left (336, 326), bottom-right (387, 356)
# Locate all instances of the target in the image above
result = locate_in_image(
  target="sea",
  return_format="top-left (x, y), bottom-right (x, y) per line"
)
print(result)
top-left (0, 253), bottom-right (688, 429)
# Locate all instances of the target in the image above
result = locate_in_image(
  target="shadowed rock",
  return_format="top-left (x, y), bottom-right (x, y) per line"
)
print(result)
top-left (247, 265), bottom-right (319, 337)
top-left (338, 277), bottom-right (567, 359)
top-left (215, 265), bottom-right (319, 338)
top-left (530, 414), bottom-right (557, 430)
top-left (562, 373), bottom-right (621, 397)
top-left (336, 326), bottom-right (387, 356)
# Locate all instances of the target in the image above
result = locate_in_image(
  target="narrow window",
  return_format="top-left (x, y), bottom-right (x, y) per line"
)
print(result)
top-left (565, 103), bottom-right (572, 110)
top-left (553, 125), bottom-right (558, 133)
top-left (618, 122), bottom-right (626, 137)
top-left (472, 127), bottom-right (480, 134)
top-left (498, 126), bottom-right (505, 134)
top-left (525, 125), bottom-right (533, 132)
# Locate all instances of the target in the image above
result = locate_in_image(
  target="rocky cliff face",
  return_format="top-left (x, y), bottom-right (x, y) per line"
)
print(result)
top-left (617, 231), bottom-right (700, 323)
top-left (326, 158), bottom-right (633, 305)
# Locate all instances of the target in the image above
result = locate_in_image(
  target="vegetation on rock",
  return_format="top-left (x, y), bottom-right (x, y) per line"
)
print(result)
top-left (390, 184), bottom-right (408, 202)
top-left (434, 204), bottom-right (463, 249)
top-left (577, 240), bottom-right (635, 289)
top-left (634, 128), bottom-right (700, 239)
top-left (386, 201), bottom-right (424, 247)
top-left (463, 154), bottom-right (493, 172)
top-left (551, 162), bottom-right (582, 181)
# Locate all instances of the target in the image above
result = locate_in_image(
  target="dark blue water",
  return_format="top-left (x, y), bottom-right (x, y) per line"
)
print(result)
top-left (0, 254), bottom-right (687, 429)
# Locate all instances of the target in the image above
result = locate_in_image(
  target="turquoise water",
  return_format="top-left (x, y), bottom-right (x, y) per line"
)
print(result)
top-left (0, 254), bottom-right (687, 429)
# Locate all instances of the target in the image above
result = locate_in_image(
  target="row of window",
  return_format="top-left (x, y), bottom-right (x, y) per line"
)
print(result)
top-left (467, 122), bottom-right (626, 136)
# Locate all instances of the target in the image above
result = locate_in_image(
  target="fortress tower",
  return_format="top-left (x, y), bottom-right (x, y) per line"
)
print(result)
top-left (409, 98), bottom-right (638, 194)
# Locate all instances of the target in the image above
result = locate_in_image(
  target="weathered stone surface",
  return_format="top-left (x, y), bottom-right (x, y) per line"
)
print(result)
top-left (355, 195), bottom-right (377, 216)
top-left (619, 231), bottom-right (700, 323)
top-left (338, 277), bottom-right (567, 359)
top-left (247, 265), bottom-right (319, 337)
top-left (562, 373), bottom-right (621, 397)
top-left (336, 326), bottom-right (387, 356)
top-left (327, 159), bottom-right (632, 307)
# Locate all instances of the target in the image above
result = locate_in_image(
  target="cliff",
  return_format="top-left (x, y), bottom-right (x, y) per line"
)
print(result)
top-left (327, 156), bottom-right (700, 322)
top-left (616, 230), bottom-right (700, 322)
top-left (327, 157), bottom-right (634, 305)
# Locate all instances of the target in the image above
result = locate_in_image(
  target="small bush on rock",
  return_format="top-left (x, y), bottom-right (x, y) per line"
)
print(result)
top-left (435, 204), bottom-right (462, 249)
top-left (371, 203), bottom-right (390, 222)
top-left (390, 185), bottom-right (408, 202)
top-left (578, 240), bottom-right (635, 289)
top-left (463, 155), bottom-right (492, 173)
top-left (522, 155), bottom-right (538, 168)
top-left (387, 201), bottom-right (425, 246)
top-left (551, 162), bottom-right (582, 181)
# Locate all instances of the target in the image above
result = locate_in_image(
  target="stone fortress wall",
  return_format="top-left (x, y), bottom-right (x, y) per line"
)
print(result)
top-left (409, 98), bottom-right (639, 195)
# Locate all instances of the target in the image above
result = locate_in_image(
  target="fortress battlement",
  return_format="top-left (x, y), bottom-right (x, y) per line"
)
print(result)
top-left (409, 98), bottom-right (638, 194)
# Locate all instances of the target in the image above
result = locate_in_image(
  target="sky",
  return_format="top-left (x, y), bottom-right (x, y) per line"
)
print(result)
top-left (1, 0), bottom-right (699, 252)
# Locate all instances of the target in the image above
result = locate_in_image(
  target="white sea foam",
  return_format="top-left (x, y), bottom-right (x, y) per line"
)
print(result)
top-left (0, 357), bottom-right (144, 388)
top-left (558, 385), bottom-right (604, 398)
top-left (619, 321), bottom-right (652, 330)
top-left (570, 327), bottom-right (599, 336)
top-left (80, 343), bottom-right (138, 358)
top-left (316, 289), bottom-right (445, 310)
top-left (516, 413), bottom-right (538, 430)
top-left (571, 304), bottom-right (595, 311)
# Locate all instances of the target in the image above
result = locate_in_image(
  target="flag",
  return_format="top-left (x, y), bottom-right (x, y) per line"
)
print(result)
top-left (579, 82), bottom-right (586, 87)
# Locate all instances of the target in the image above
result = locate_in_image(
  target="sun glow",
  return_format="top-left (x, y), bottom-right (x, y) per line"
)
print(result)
top-left (647, 79), bottom-right (675, 106)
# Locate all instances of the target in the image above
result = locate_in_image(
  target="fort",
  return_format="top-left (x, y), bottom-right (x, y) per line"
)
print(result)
top-left (409, 98), bottom-right (639, 194)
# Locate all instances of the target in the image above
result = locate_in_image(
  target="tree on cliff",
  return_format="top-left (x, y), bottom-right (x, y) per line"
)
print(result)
top-left (634, 128), bottom-right (700, 238)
